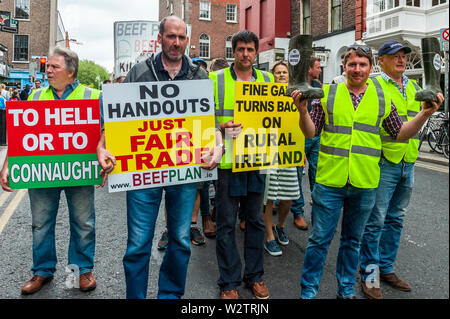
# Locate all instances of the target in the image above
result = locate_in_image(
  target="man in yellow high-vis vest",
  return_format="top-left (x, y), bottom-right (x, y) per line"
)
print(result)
top-left (359, 41), bottom-right (427, 299)
top-left (292, 45), bottom-right (443, 299)
top-left (209, 30), bottom-right (273, 300)
top-left (0, 47), bottom-right (101, 295)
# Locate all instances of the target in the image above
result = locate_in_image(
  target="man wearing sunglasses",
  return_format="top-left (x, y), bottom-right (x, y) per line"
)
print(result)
top-left (291, 44), bottom-right (443, 299)
top-left (358, 40), bottom-right (429, 299)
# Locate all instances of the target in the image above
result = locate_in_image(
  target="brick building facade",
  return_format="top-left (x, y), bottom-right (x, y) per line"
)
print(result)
top-left (0, 0), bottom-right (60, 88)
top-left (292, 0), bottom-right (358, 82)
top-left (159, 0), bottom-right (240, 66)
top-left (239, 0), bottom-right (291, 70)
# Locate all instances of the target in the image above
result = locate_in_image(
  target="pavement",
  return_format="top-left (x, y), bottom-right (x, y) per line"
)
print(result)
top-left (416, 142), bottom-right (449, 166)
top-left (1, 143), bottom-right (448, 169)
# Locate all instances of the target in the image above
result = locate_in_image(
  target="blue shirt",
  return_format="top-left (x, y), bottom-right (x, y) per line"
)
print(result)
top-left (0, 96), bottom-right (5, 109)
top-left (381, 71), bottom-right (409, 100)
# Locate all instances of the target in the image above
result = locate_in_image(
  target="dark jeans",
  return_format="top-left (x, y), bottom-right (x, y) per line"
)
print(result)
top-left (0, 109), bottom-right (6, 145)
top-left (215, 169), bottom-right (265, 291)
top-left (291, 136), bottom-right (320, 217)
top-left (199, 181), bottom-right (211, 217)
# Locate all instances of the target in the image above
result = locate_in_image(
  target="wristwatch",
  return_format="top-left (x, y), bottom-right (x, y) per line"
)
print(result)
top-left (217, 143), bottom-right (225, 154)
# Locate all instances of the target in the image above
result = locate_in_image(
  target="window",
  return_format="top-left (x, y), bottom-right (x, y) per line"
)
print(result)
top-left (331, 0), bottom-right (342, 32)
top-left (432, 0), bottom-right (446, 5)
top-left (15, 0), bottom-right (30, 20)
top-left (226, 4), bottom-right (237, 23)
top-left (226, 36), bottom-right (233, 59)
top-left (199, 1), bottom-right (211, 20)
top-left (199, 33), bottom-right (210, 58)
top-left (372, 0), bottom-right (400, 13)
top-left (406, 0), bottom-right (420, 7)
top-left (302, 0), bottom-right (311, 34)
top-left (14, 34), bottom-right (29, 61)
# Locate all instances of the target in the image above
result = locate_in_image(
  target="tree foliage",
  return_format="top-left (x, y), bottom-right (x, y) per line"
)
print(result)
top-left (77, 60), bottom-right (110, 89)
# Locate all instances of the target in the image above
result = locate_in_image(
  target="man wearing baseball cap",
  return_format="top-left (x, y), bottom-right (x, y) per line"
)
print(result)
top-left (359, 40), bottom-right (436, 299)
top-left (192, 57), bottom-right (208, 71)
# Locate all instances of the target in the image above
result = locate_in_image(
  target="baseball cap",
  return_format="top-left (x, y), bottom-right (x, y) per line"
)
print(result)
top-left (378, 40), bottom-right (411, 56)
top-left (192, 57), bottom-right (207, 68)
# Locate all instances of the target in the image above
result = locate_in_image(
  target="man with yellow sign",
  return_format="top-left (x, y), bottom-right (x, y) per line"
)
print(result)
top-left (96, 16), bottom-right (223, 300)
top-left (209, 30), bottom-right (277, 300)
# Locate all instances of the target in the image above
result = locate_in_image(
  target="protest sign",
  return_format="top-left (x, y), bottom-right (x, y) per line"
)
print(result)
top-left (113, 20), bottom-right (191, 77)
top-left (6, 99), bottom-right (102, 188)
top-left (114, 21), bottom-right (160, 78)
top-left (102, 79), bottom-right (217, 192)
top-left (233, 81), bottom-right (305, 172)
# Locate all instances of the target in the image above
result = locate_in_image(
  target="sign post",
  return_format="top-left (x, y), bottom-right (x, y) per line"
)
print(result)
top-left (0, 11), bottom-right (19, 33)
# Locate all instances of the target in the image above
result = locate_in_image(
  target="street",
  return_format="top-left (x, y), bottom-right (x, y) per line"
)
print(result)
top-left (0, 152), bottom-right (448, 300)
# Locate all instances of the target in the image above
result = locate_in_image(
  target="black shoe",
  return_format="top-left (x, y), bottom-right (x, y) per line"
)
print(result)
top-left (190, 226), bottom-right (205, 246)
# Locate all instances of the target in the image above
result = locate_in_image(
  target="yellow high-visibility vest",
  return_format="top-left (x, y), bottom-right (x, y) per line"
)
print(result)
top-left (28, 84), bottom-right (101, 101)
top-left (316, 80), bottom-right (391, 188)
top-left (209, 67), bottom-right (274, 169)
top-left (376, 75), bottom-right (421, 163)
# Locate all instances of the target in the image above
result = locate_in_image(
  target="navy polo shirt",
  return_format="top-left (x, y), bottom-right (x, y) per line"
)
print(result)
top-left (154, 52), bottom-right (189, 81)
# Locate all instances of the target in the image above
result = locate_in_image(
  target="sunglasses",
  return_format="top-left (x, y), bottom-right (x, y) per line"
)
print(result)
top-left (347, 44), bottom-right (372, 55)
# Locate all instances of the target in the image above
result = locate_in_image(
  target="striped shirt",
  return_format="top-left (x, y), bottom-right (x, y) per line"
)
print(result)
top-left (310, 85), bottom-right (403, 138)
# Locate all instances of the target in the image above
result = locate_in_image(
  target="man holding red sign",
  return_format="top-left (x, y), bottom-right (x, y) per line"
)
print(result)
top-left (0, 47), bottom-right (103, 295)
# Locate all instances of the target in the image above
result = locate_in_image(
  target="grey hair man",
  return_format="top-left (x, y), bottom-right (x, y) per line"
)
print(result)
top-left (0, 46), bottom-right (101, 295)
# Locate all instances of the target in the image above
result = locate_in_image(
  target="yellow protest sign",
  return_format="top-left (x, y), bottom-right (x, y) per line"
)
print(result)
top-left (233, 81), bottom-right (305, 172)
top-left (102, 80), bottom-right (217, 192)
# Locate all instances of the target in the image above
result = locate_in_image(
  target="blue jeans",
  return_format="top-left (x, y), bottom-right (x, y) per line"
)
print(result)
top-left (123, 183), bottom-right (197, 299)
top-left (28, 186), bottom-right (95, 278)
top-left (291, 136), bottom-right (320, 217)
top-left (300, 183), bottom-right (377, 299)
top-left (360, 159), bottom-right (414, 280)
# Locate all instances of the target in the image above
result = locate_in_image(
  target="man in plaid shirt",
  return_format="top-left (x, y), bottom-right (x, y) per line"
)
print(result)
top-left (291, 44), bottom-right (443, 299)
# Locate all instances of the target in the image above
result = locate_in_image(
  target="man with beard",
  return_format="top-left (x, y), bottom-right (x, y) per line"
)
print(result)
top-left (96, 16), bottom-right (224, 299)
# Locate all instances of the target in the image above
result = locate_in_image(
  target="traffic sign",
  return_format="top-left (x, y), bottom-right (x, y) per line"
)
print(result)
top-left (441, 28), bottom-right (449, 52)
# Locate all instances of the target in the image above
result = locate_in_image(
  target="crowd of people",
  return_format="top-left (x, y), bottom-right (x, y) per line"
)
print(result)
top-left (0, 80), bottom-right (45, 106)
top-left (0, 14), bottom-right (444, 300)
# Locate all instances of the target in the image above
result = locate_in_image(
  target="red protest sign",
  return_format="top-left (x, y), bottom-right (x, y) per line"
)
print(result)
top-left (5, 99), bottom-right (102, 189)
top-left (6, 99), bottom-right (101, 157)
